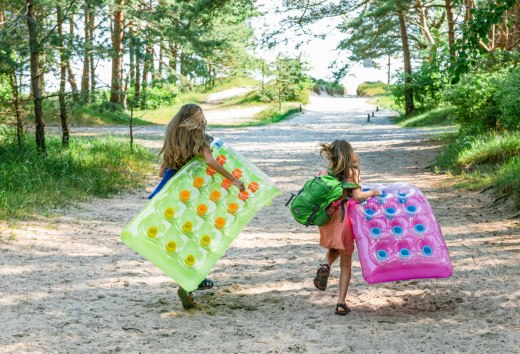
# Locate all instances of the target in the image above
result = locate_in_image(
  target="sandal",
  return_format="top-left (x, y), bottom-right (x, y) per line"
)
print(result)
top-left (335, 303), bottom-right (351, 316)
top-left (177, 287), bottom-right (196, 309)
top-left (197, 278), bottom-right (214, 291)
top-left (313, 264), bottom-right (330, 291)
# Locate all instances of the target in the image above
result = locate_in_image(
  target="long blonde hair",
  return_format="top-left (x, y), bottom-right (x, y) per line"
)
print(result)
top-left (159, 104), bottom-right (208, 175)
top-left (319, 140), bottom-right (359, 181)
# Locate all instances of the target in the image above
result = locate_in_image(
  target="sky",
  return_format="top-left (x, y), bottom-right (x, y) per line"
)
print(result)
top-left (252, 0), bottom-right (403, 94)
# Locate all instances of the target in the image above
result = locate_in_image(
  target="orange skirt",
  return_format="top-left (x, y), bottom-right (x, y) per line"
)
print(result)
top-left (318, 206), bottom-right (355, 254)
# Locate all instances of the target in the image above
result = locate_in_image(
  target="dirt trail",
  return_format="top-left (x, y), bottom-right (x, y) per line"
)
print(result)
top-left (1, 96), bottom-right (519, 353)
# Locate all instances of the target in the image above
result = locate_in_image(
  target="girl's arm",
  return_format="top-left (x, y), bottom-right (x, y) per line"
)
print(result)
top-left (203, 146), bottom-right (245, 191)
top-left (350, 169), bottom-right (381, 202)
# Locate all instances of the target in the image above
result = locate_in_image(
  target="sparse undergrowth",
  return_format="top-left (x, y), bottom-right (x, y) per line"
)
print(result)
top-left (435, 131), bottom-right (520, 209)
top-left (0, 134), bottom-right (156, 220)
top-left (391, 106), bottom-right (457, 128)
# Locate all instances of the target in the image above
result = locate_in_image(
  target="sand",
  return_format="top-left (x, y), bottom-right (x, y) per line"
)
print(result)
top-left (1, 96), bottom-right (519, 353)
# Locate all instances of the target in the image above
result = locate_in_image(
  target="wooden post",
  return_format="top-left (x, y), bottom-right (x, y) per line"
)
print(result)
top-left (367, 114), bottom-right (371, 122)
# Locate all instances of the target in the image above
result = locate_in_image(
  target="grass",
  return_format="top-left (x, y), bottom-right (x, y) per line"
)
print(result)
top-left (391, 106), bottom-right (457, 128)
top-left (135, 77), bottom-right (261, 124)
top-left (135, 91), bottom-right (207, 124)
top-left (0, 134), bottom-right (157, 220)
top-left (72, 105), bottom-right (151, 126)
top-left (209, 104), bottom-right (301, 128)
top-left (435, 131), bottom-right (520, 209)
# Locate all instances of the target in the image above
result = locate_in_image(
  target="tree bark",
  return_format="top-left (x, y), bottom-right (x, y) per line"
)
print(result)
top-left (387, 54), bottom-right (391, 85)
top-left (81, 2), bottom-right (90, 103)
top-left (396, 0), bottom-right (414, 115)
top-left (141, 44), bottom-right (152, 108)
top-left (133, 37), bottom-right (141, 105)
top-left (110, 0), bottom-right (125, 106)
top-left (66, 16), bottom-right (79, 102)
top-left (57, 4), bottom-right (69, 147)
top-left (9, 71), bottom-right (23, 146)
top-left (89, 11), bottom-right (95, 101)
top-left (158, 45), bottom-right (163, 80)
top-left (445, 0), bottom-right (456, 62)
top-left (26, 0), bottom-right (46, 156)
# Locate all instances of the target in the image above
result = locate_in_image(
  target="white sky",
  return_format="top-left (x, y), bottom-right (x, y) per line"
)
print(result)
top-left (252, 0), bottom-right (403, 94)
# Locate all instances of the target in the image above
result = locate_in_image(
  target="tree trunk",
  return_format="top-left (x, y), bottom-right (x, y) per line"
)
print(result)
top-left (57, 5), bottom-right (69, 147)
top-left (387, 54), bottom-right (391, 85)
top-left (445, 0), bottom-right (456, 61)
top-left (141, 44), bottom-right (152, 108)
top-left (396, 0), bottom-right (414, 115)
top-left (66, 15), bottom-right (79, 102)
top-left (81, 2), bottom-right (90, 103)
top-left (133, 38), bottom-right (141, 104)
top-left (169, 41), bottom-right (178, 71)
top-left (158, 45), bottom-right (163, 80)
top-left (9, 71), bottom-right (23, 146)
top-left (110, 0), bottom-right (125, 106)
top-left (26, 0), bottom-right (46, 156)
top-left (89, 11), bottom-right (95, 102)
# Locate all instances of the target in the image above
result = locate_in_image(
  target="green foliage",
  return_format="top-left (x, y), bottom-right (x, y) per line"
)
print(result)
top-left (392, 106), bottom-right (457, 128)
top-left (357, 82), bottom-right (390, 97)
top-left (494, 68), bottom-right (520, 131)
top-left (312, 79), bottom-right (346, 96)
top-left (0, 130), bottom-right (156, 219)
top-left (452, 0), bottom-right (519, 79)
top-left (133, 83), bottom-right (180, 110)
top-left (258, 55), bottom-right (312, 107)
top-left (443, 68), bottom-right (519, 133)
top-left (435, 131), bottom-right (520, 209)
top-left (495, 157), bottom-right (520, 208)
top-left (456, 132), bottom-right (520, 168)
top-left (393, 62), bottom-right (450, 110)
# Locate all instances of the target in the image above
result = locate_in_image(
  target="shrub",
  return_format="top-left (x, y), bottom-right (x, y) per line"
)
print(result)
top-left (494, 67), bottom-right (520, 131)
top-left (357, 81), bottom-right (389, 97)
top-left (443, 71), bottom-right (507, 133)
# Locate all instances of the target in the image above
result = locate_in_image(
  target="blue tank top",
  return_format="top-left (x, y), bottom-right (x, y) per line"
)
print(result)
top-left (148, 134), bottom-right (214, 200)
top-left (147, 168), bottom-right (177, 199)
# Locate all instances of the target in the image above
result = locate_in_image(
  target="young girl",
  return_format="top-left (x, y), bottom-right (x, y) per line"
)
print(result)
top-left (149, 103), bottom-right (245, 310)
top-left (313, 140), bottom-right (380, 315)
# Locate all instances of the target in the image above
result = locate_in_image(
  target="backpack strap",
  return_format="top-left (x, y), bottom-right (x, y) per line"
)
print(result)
top-left (306, 205), bottom-right (320, 227)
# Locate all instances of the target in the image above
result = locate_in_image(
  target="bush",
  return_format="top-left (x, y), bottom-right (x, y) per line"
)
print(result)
top-left (357, 81), bottom-right (389, 97)
top-left (313, 79), bottom-right (346, 96)
top-left (396, 62), bottom-right (449, 110)
top-left (134, 83), bottom-right (179, 110)
top-left (443, 68), bottom-right (519, 133)
top-left (494, 67), bottom-right (520, 131)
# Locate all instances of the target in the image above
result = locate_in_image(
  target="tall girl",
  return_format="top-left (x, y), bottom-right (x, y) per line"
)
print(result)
top-left (150, 103), bottom-right (245, 309)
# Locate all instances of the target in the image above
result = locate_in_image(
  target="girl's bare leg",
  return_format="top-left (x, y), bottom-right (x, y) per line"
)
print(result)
top-left (325, 248), bottom-right (340, 266)
top-left (337, 252), bottom-right (353, 309)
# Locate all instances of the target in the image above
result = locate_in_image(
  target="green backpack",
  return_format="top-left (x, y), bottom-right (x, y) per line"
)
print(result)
top-left (287, 173), bottom-right (359, 226)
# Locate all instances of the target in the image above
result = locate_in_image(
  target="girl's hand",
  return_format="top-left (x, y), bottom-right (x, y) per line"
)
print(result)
top-left (372, 189), bottom-right (382, 197)
top-left (233, 179), bottom-right (245, 191)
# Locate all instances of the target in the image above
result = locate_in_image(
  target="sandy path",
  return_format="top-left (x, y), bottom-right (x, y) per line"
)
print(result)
top-left (1, 96), bottom-right (519, 353)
